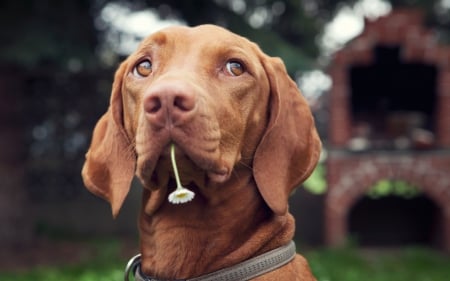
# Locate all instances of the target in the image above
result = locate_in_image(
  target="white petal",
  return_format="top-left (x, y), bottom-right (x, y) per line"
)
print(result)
top-left (168, 188), bottom-right (195, 204)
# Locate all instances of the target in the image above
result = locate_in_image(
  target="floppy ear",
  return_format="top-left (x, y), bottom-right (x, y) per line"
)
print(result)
top-left (82, 61), bottom-right (136, 218)
top-left (253, 56), bottom-right (321, 216)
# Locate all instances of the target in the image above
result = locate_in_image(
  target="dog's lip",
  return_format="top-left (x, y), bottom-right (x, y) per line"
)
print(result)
top-left (207, 169), bottom-right (230, 183)
top-left (161, 142), bottom-right (230, 183)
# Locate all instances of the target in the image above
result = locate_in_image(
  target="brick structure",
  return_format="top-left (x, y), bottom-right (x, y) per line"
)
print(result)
top-left (326, 9), bottom-right (450, 251)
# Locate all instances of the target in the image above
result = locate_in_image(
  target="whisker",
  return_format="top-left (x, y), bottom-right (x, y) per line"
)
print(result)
top-left (219, 128), bottom-right (241, 143)
top-left (237, 160), bottom-right (253, 172)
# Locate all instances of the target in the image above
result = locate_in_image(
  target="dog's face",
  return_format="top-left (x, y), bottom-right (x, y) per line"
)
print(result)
top-left (120, 25), bottom-right (271, 190)
top-left (82, 25), bottom-right (321, 217)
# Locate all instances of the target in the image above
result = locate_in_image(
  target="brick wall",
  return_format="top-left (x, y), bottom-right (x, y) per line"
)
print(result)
top-left (326, 9), bottom-right (450, 251)
top-left (325, 151), bottom-right (450, 250)
top-left (328, 9), bottom-right (450, 148)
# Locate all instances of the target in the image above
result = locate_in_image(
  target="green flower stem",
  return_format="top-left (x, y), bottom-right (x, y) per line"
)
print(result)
top-left (170, 143), bottom-right (183, 189)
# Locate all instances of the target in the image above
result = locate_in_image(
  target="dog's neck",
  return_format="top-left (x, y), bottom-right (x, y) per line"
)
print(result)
top-left (137, 169), bottom-right (295, 279)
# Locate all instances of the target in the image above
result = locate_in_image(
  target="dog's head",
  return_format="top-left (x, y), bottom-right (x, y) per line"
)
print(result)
top-left (82, 25), bottom-right (321, 217)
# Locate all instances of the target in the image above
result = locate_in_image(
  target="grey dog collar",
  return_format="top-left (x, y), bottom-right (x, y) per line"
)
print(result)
top-left (125, 240), bottom-right (296, 281)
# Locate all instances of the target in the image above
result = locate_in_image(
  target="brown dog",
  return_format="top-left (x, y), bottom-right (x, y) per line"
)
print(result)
top-left (82, 24), bottom-right (320, 280)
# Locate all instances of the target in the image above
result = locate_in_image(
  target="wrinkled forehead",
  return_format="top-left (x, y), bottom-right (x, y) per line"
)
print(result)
top-left (134, 25), bottom-right (263, 65)
top-left (140, 25), bottom-right (257, 51)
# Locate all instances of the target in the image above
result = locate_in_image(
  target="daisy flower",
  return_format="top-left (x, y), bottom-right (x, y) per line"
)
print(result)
top-left (168, 143), bottom-right (195, 204)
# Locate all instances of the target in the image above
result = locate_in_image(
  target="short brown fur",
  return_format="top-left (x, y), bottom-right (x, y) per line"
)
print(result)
top-left (82, 24), bottom-right (320, 280)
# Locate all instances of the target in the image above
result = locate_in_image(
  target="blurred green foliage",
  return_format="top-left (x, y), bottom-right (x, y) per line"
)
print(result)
top-left (0, 239), bottom-right (126, 281)
top-left (303, 166), bottom-right (423, 198)
top-left (0, 0), bottom-right (99, 70)
top-left (367, 180), bottom-right (421, 199)
top-left (304, 163), bottom-right (327, 194)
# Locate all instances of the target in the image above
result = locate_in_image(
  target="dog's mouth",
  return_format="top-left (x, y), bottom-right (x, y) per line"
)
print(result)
top-left (136, 138), bottom-right (233, 191)
top-left (166, 142), bottom-right (231, 184)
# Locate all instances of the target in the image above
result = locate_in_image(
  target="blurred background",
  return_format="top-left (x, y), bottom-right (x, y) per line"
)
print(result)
top-left (1, 0), bottom-right (450, 280)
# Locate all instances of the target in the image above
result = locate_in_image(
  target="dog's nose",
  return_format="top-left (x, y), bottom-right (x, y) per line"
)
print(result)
top-left (144, 81), bottom-right (197, 126)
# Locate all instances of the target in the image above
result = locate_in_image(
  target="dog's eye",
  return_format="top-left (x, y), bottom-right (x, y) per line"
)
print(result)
top-left (133, 60), bottom-right (152, 77)
top-left (225, 60), bottom-right (245, 76)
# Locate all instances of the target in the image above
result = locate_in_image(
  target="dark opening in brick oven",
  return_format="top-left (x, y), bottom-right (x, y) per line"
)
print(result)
top-left (348, 194), bottom-right (440, 247)
top-left (349, 45), bottom-right (437, 150)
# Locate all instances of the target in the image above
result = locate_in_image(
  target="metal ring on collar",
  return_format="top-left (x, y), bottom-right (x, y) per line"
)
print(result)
top-left (124, 254), bottom-right (142, 281)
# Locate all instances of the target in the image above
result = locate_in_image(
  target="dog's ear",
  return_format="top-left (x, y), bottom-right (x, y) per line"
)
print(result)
top-left (253, 55), bottom-right (321, 215)
top-left (82, 61), bottom-right (136, 218)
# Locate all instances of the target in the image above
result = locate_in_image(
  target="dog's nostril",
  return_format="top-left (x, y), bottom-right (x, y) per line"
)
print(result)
top-left (144, 96), bottom-right (162, 114)
top-left (174, 94), bottom-right (195, 112)
top-left (144, 83), bottom-right (197, 124)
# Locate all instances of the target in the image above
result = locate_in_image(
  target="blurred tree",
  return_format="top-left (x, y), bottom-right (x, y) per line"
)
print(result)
top-left (389, 0), bottom-right (450, 43)
top-left (1, 0), bottom-right (449, 71)
top-left (0, 0), bottom-right (101, 70)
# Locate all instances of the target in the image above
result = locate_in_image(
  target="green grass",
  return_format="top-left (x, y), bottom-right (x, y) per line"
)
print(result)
top-left (1, 265), bottom-right (124, 281)
top-left (0, 239), bottom-right (127, 281)
top-left (306, 246), bottom-right (450, 281)
top-left (1, 239), bottom-right (450, 281)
